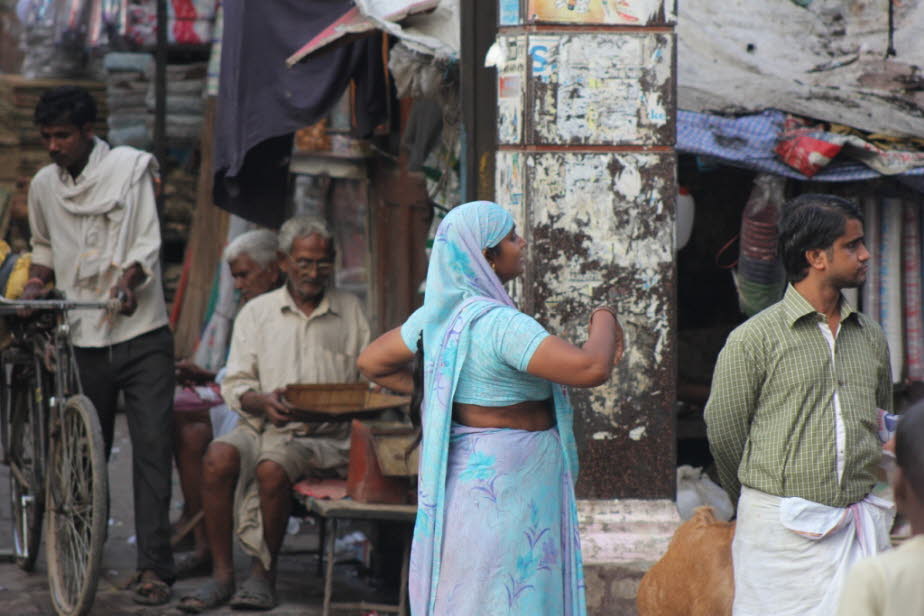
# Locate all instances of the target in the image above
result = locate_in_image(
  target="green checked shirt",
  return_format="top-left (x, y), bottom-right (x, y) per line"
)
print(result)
top-left (705, 284), bottom-right (892, 508)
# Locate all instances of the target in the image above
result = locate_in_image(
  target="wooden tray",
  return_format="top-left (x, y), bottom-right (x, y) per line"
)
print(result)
top-left (284, 384), bottom-right (410, 421)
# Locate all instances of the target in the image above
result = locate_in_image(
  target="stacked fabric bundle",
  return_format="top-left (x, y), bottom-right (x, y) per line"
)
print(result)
top-left (122, 0), bottom-right (217, 47)
top-left (879, 197), bottom-right (904, 382)
top-left (105, 55), bottom-right (206, 147)
top-left (163, 166), bottom-right (196, 240)
top-left (144, 62), bottom-right (206, 144)
top-left (856, 189), bottom-right (924, 384)
top-left (103, 54), bottom-right (206, 308)
top-left (104, 52), bottom-right (154, 148)
top-left (18, 13), bottom-right (92, 79)
top-left (902, 203), bottom-right (924, 382)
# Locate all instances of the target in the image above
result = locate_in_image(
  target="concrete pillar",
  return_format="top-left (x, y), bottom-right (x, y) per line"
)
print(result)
top-left (493, 2), bottom-right (680, 613)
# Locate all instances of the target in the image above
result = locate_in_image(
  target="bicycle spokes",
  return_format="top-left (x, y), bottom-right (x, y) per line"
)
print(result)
top-left (45, 395), bottom-right (107, 616)
top-left (49, 410), bottom-right (93, 601)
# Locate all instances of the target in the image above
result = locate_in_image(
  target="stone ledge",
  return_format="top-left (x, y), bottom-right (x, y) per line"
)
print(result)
top-left (579, 498), bottom-right (681, 563)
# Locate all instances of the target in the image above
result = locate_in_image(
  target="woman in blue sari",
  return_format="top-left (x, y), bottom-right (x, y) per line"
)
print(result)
top-left (358, 201), bottom-right (623, 615)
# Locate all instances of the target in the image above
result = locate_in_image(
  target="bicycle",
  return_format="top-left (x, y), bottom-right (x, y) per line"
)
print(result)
top-left (0, 293), bottom-right (120, 616)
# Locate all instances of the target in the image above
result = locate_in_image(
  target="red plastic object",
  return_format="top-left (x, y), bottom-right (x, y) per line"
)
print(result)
top-left (346, 420), bottom-right (410, 505)
top-left (293, 478), bottom-right (348, 500)
top-left (775, 135), bottom-right (842, 177)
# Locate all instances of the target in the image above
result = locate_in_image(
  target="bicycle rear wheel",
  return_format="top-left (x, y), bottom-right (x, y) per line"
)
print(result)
top-left (45, 394), bottom-right (108, 616)
top-left (9, 386), bottom-right (45, 571)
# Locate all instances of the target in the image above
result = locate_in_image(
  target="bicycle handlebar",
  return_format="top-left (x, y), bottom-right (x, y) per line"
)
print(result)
top-left (0, 295), bottom-right (121, 313)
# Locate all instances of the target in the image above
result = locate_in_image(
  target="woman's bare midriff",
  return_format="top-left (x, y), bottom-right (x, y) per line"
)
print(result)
top-left (453, 399), bottom-right (554, 431)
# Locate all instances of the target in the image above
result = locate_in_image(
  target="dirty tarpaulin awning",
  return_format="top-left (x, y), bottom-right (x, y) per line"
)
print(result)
top-left (286, 0), bottom-right (459, 67)
top-left (678, 0), bottom-right (924, 138)
top-left (678, 109), bottom-right (924, 190)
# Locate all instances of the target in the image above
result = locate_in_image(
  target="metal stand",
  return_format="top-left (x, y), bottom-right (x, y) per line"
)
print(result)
top-left (302, 497), bottom-right (415, 616)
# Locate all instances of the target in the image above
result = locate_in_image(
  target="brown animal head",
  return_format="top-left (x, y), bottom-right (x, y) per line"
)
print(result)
top-left (636, 506), bottom-right (736, 616)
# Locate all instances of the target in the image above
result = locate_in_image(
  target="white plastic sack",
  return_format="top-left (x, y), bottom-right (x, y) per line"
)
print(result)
top-left (676, 465), bottom-right (734, 522)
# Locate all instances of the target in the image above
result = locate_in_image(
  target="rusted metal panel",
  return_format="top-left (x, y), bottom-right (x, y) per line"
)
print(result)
top-left (527, 32), bottom-right (674, 146)
top-left (496, 150), bottom-right (676, 499)
top-left (525, 0), bottom-right (675, 26)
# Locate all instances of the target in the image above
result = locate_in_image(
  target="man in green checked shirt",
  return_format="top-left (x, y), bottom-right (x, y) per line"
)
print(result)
top-left (705, 194), bottom-right (895, 616)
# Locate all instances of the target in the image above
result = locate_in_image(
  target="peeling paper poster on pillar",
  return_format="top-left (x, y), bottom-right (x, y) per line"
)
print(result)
top-left (526, 0), bottom-right (667, 25)
top-left (499, 0), bottom-right (521, 25)
top-left (495, 36), bottom-right (527, 145)
top-left (496, 151), bottom-right (525, 209)
top-left (528, 33), bottom-right (673, 145)
top-left (528, 35), bottom-right (559, 84)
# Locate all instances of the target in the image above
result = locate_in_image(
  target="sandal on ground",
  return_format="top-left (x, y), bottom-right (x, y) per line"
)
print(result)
top-left (178, 578), bottom-right (236, 614)
top-left (229, 576), bottom-right (277, 611)
top-left (129, 570), bottom-right (172, 606)
top-left (176, 551), bottom-right (213, 579)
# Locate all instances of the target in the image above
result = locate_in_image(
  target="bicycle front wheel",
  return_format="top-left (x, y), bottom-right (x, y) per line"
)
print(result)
top-left (45, 394), bottom-right (108, 616)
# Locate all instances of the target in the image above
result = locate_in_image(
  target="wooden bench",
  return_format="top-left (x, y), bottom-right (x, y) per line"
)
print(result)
top-left (299, 495), bottom-right (417, 616)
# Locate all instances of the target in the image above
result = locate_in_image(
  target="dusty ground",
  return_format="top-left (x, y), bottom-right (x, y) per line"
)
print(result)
top-left (0, 414), bottom-right (398, 615)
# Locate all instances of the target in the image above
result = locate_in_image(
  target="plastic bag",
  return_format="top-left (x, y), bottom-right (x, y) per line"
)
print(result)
top-left (89, 0), bottom-right (129, 47)
top-left (19, 0), bottom-right (93, 78)
top-left (676, 465), bottom-right (735, 522)
top-left (55, 0), bottom-right (91, 45)
top-left (736, 174), bottom-right (787, 316)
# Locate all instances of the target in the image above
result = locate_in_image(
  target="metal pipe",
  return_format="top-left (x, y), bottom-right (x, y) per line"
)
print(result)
top-left (0, 297), bottom-right (119, 311)
top-left (154, 0), bottom-right (168, 214)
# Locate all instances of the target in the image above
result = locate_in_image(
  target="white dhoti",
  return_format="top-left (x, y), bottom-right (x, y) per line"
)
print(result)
top-left (732, 486), bottom-right (895, 616)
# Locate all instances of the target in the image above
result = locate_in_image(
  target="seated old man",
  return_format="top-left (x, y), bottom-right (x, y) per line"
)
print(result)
top-left (172, 229), bottom-right (283, 577)
top-left (178, 215), bottom-right (370, 613)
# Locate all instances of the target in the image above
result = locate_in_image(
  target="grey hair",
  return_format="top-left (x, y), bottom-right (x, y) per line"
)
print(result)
top-left (278, 215), bottom-right (334, 255)
top-left (223, 229), bottom-right (279, 268)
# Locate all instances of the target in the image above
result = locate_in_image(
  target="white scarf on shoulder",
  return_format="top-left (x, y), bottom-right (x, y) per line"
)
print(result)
top-left (50, 137), bottom-right (157, 288)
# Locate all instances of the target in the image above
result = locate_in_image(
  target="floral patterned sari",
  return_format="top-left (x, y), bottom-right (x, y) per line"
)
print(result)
top-left (406, 201), bottom-right (586, 615)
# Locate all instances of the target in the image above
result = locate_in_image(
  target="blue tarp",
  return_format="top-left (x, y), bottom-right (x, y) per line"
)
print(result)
top-left (678, 109), bottom-right (924, 187)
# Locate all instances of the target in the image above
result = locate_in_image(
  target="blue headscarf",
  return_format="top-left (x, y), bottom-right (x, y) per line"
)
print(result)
top-left (408, 201), bottom-right (581, 614)
top-left (420, 199), bottom-right (516, 313)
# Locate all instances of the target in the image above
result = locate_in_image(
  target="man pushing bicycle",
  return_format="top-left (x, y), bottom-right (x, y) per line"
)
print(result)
top-left (23, 86), bottom-right (176, 606)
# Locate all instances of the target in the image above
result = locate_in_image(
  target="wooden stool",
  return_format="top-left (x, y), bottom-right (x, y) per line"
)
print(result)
top-left (300, 496), bottom-right (416, 616)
